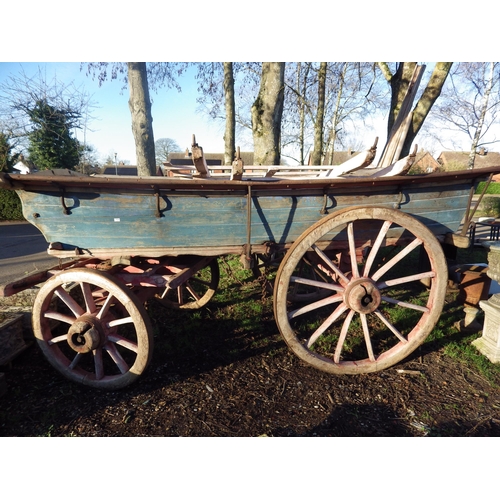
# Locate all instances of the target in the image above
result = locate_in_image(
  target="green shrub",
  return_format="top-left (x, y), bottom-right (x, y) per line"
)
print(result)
top-left (0, 188), bottom-right (24, 220)
top-left (478, 196), bottom-right (500, 217)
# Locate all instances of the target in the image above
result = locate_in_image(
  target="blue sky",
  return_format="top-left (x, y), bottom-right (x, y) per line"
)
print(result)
top-left (0, 62), bottom-right (230, 164)
top-left (3, 61), bottom-right (499, 167)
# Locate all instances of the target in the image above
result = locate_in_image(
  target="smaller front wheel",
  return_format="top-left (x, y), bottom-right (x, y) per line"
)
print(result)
top-left (32, 268), bottom-right (153, 389)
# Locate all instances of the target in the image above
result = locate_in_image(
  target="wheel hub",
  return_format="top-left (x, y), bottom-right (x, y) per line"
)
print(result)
top-left (67, 316), bottom-right (104, 353)
top-left (344, 278), bottom-right (381, 314)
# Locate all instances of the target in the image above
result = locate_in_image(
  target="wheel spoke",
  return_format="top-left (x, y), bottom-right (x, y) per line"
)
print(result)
top-left (381, 295), bottom-right (430, 313)
top-left (185, 283), bottom-right (202, 302)
top-left (312, 244), bottom-right (350, 284)
top-left (347, 222), bottom-right (359, 279)
top-left (363, 220), bottom-right (392, 277)
top-left (96, 293), bottom-right (115, 320)
top-left (371, 238), bottom-right (422, 282)
top-left (80, 282), bottom-right (96, 314)
top-left (44, 310), bottom-right (76, 325)
top-left (360, 313), bottom-right (376, 361)
top-left (107, 316), bottom-right (134, 328)
top-left (290, 275), bottom-right (344, 293)
top-left (48, 333), bottom-right (68, 345)
top-left (55, 286), bottom-right (85, 318)
top-left (93, 348), bottom-right (104, 380)
top-left (306, 302), bottom-right (348, 348)
top-left (68, 352), bottom-right (82, 370)
top-left (334, 309), bottom-right (355, 363)
top-left (104, 343), bottom-right (129, 374)
top-left (107, 333), bottom-right (139, 353)
top-left (288, 293), bottom-right (343, 319)
top-left (378, 270), bottom-right (436, 289)
top-left (373, 310), bottom-right (408, 343)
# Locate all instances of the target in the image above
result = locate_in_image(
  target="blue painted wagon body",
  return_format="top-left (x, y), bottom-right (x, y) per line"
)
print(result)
top-left (1, 168), bottom-right (488, 258)
top-left (0, 166), bottom-right (498, 389)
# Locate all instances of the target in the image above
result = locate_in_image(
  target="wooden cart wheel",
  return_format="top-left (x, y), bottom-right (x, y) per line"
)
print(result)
top-left (156, 258), bottom-right (219, 310)
top-left (32, 268), bottom-right (153, 389)
top-left (273, 206), bottom-right (448, 374)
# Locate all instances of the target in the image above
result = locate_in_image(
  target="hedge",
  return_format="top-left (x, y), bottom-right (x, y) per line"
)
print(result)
top-left (0, 188), bottom-right (24, 220)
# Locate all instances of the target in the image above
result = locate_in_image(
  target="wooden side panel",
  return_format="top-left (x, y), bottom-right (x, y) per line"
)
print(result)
top-left (18, 182), bottom-right (471, 254)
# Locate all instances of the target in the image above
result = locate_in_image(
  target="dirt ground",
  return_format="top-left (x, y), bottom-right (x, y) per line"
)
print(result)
top-left (1, 285), bottom-right (500, 438)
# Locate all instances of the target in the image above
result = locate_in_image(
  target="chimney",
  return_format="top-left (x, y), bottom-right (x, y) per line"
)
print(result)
top-left (478, 147), bottom-right (487, 156)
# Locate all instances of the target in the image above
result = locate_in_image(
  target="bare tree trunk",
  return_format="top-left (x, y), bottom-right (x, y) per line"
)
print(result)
top-left (251, 62), bottom-right (285, 165)
top-left (127, 62), bottom-right (156, 176)
top-left (468, 62), bottom-right (495, 169)
top-left (379, 62), bottom-right (452, 159)
top-left (403, 62), bottom-right (453, 157)
top-left (310, 62), bottom-right (327, 165)
top-left (327, 63), bottom-right (347, 164)
top-left (223, 62), bottom-right (235, 166)
top-left (385, 62), bottom-right (417, 136)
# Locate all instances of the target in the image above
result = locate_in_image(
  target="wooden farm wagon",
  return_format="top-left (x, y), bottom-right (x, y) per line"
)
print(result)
top-left (1, 162), bottom-right (499, 389)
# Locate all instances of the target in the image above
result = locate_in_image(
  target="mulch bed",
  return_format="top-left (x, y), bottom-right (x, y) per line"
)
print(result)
top-left (1, 313), bottom-right (499, 437)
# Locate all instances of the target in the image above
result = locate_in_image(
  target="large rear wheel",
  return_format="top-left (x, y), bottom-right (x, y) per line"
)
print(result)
top-left (273, 206), bottom-right (448, 374)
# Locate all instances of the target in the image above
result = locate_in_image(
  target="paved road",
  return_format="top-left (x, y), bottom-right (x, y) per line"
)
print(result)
top-left (0, 221), bottom-right (60, 286)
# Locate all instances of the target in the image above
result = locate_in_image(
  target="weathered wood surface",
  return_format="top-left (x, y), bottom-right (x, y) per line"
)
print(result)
top-left (2, 167), bottom-right (499, 259)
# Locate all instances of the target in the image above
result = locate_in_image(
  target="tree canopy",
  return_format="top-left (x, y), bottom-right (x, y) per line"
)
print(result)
top-left (0, 67), bottom-right (95, 170)
top-left (0, 132), bottom-right (18, 172)
top-left (155, 137), bottom-right (181, 166)
top-left (26, 99), bottom-right (81, 170)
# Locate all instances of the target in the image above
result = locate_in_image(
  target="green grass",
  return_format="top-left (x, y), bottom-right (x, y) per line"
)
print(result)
top-left (443, 340), bottom-right (500, 383)
top-left (426, 246), bottom-right (500, 384)
top-left (476, 181), bottom-right (500, 195)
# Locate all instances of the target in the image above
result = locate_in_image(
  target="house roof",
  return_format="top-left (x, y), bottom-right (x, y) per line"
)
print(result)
top-left (101, 165), bottom-right (138, 175)
top-left (410, 151), bottom-right (440, 172)
top-left (308, 150), bottom-right (359, 166)
top-left (12, 154), bottom-right (37, 174)
top-left (437, 150), bottom-right (500, 169)
top-left (330, 151), bottom-right (358, 165)
top-left (167, 151), bottom-right (255, 166)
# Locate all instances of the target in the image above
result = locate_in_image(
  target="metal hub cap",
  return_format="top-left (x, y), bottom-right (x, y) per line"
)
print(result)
top-left (344, 278), bottom-right (381, 314)
top-left (67, 316), bottom-right (104, 353)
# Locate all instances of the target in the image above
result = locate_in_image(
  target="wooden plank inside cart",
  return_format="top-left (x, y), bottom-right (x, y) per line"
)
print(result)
top-left (1, 166), bottom-right (499, 389)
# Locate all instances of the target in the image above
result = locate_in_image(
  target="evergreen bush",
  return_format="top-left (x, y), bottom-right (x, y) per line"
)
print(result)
top-left (0, 188), bottom-right (24, 220)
